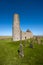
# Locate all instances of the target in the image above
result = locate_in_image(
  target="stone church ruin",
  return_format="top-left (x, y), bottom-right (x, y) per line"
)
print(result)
top-left (12, 14), bottom-right (33, 41)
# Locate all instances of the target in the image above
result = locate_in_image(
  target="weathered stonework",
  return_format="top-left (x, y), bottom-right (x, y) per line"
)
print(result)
top-left (13, 14), bottom-right (20, 41)
top-left (22, 32), bottom-right (33, 40)
top-left (12, 14), bottom-right (33, 41)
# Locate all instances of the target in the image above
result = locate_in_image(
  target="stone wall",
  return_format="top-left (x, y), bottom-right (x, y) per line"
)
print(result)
top-left (22, 32), bottom-right (33, 40)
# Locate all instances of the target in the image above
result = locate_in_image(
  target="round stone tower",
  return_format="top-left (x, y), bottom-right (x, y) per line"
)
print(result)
top-left (12, 14), bottom-right (20, 41)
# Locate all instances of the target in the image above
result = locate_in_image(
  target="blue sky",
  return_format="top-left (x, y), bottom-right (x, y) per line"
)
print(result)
top-left (0, 0), bottom-right (43, 36)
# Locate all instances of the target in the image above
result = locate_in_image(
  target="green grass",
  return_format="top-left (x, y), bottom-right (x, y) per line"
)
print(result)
top-left (0, 39), bottom-right (43, 65)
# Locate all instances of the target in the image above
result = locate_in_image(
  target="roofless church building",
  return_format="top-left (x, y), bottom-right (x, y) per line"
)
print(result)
top-left (12, 14), bottom-right (33, 41)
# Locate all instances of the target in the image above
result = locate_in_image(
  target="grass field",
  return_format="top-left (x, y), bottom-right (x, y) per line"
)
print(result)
top-left (0, 39), bottom-right (43, 65)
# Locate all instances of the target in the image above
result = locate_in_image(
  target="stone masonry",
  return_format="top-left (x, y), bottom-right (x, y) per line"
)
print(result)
top-left (12, 14), bottom-right (33, 41)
